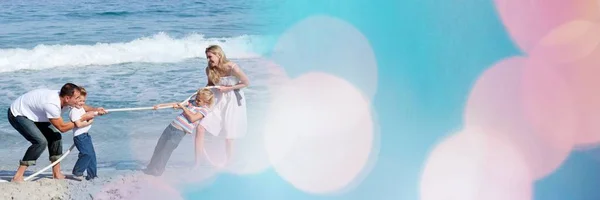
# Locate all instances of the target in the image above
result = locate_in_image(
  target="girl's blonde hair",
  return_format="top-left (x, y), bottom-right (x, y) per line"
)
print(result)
top-left (205, 45), bottom-right (229, 86)
top-left (196, 88), bottom-right (215, 107)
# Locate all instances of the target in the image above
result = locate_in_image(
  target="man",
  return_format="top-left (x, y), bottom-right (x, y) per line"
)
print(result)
top-left (7, 83), bottom-right (107, 182)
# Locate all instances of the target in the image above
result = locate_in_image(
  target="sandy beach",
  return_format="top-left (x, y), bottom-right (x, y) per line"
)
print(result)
top-left (0, 165), bottom-right (219, 200)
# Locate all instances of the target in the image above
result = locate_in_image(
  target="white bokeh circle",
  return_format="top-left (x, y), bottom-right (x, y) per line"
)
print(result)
top-left (264, 72), bottom-right (376, 194)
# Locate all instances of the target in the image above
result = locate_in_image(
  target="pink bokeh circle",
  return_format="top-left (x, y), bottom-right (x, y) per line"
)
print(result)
top-left (464, 57), bottom-right (574, 179)
top-left (526, 20), bottom-right (600, 148)
top-left (494, 0), bottom-right (600, 53)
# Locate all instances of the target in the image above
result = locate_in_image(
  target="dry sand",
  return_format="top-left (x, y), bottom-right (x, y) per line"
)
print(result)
top-left (0, 166), bottom-right (220, 200)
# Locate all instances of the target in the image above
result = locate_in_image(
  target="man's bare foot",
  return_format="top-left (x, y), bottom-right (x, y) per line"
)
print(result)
top-left (53, 174), bottom-right (65, 179)
top-left (11, 177), bottom-right (24, 183)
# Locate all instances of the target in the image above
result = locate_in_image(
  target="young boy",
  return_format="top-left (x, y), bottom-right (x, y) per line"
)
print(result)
top-left (69, 87), bottom-right (97, 181)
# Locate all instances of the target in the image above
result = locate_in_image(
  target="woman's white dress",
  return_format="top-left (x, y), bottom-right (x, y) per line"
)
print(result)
top-left (200, 75), bottom-right (247, 139)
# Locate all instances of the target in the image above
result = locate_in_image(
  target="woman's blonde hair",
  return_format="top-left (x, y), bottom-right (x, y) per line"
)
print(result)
top-left (196, 88), bottom-right (215, 107)
top-left (205, 45), bottom-right (229, 85)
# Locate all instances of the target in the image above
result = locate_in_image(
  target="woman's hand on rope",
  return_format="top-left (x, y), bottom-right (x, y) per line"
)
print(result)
top-left (218, 86), bottom-right (233, 93)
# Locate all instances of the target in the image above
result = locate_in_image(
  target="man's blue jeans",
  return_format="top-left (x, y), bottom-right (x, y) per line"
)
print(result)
top-left (7, 108), bottom-right (62, 166)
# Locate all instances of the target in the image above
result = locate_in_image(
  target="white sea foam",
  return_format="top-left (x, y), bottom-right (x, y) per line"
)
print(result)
top-left (0, 32), bottom-right (270, 73)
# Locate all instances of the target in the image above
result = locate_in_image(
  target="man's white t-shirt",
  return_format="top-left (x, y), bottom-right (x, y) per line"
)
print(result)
top-left (69, 107), bottom-right (91, 136)
top-left (10, 89), bottom-right (63, 122)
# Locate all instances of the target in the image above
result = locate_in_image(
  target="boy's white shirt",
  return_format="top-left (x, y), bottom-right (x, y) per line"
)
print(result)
top-left (69, 107), bottom-right (92, 137)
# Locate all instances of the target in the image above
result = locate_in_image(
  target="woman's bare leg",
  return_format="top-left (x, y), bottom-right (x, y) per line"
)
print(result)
top-left (225, 139), bottom-right (234, 166)
top-left (193, 126), bottom-right (206, 169)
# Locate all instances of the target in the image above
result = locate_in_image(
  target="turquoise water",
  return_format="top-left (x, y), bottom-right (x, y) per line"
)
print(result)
top-left (0, 0), bottom-right (275, 48)
top-left (0, 0), bottom-right (280, 172)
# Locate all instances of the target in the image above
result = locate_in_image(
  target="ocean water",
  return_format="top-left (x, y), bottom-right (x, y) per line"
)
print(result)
top-left (0, 0), bottom-right (282, 171)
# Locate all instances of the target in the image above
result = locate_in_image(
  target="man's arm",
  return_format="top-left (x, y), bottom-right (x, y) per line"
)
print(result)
top-left (70, 108), bottom-right (94, 128)
top-left (50, 117), bottom-right (93, 133)
top-left (74, 119), bottom-right (94, 128)
top-left (49, 117), bottom-right (76, 133)
top-left (45, 104), bottom-right (91, 132)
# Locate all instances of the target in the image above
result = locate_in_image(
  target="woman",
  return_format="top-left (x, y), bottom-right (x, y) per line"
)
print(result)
top-left (195, 45), bottom-right (249, 167)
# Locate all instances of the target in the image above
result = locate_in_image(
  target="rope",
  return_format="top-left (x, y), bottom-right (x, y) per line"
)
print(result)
top-left (104, 86), bottom-right (219, 113)
top-left (106, 106), bottom-right (167, 112)
top-left (23, 144), bottom-right (76, 182)
top-left (2, 86), bottom-right (224, 183)
top-left (104, 85), bottom-right (227, 168)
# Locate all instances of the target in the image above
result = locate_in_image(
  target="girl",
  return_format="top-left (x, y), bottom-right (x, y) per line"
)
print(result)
top-left (143, 88), bottom-right (214, 176)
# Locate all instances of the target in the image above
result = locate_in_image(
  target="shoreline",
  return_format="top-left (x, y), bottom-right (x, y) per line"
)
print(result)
top-left (0, 166), bottom-right (219, 200)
